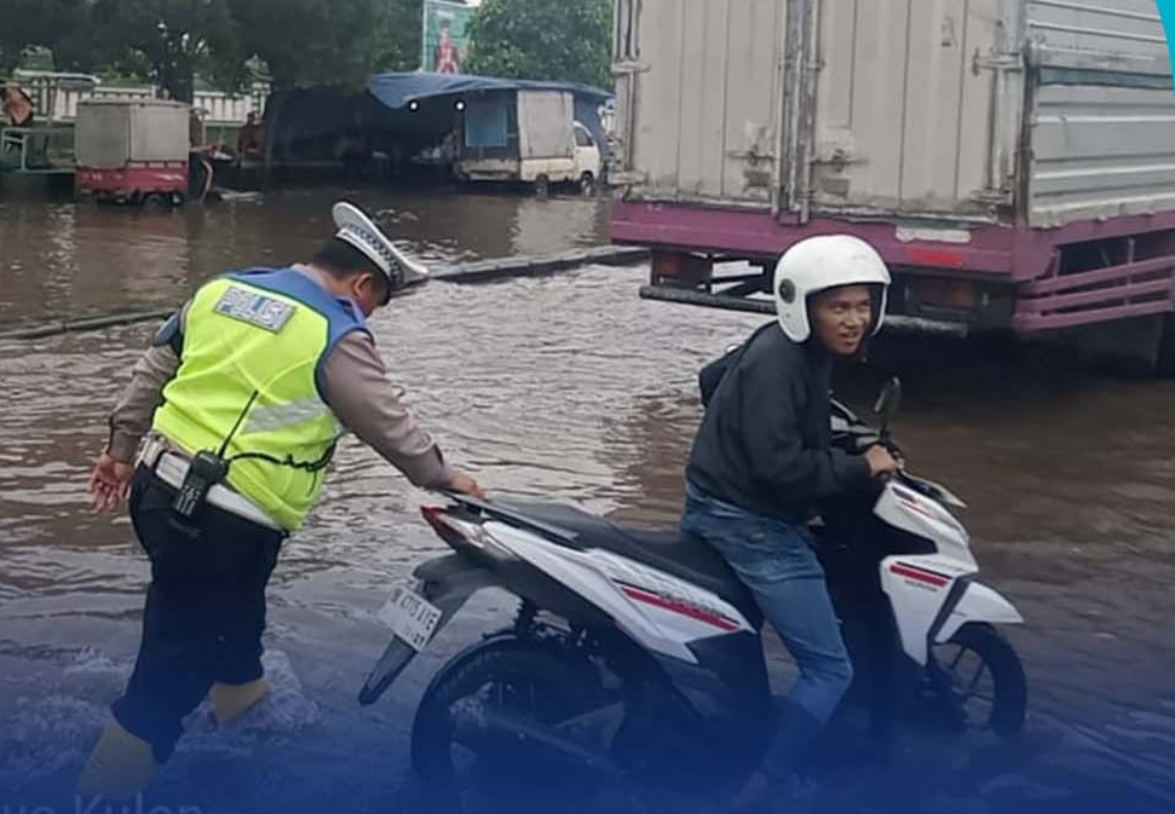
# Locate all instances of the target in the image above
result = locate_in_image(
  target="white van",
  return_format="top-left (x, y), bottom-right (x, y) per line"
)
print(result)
top-left (457, 90), bottom-right (601, 194)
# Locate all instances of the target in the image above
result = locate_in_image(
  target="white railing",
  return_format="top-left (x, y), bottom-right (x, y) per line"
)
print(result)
top-left (0, 126), bottom-right (76, 173)
top-left (12, 73), bottom-right (267, 127)
top-left (53, 86), bottom-right (267, 126)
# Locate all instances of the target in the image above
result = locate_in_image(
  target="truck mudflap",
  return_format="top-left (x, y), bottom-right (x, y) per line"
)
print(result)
top-left (358, 554), bottom-right (499, 706)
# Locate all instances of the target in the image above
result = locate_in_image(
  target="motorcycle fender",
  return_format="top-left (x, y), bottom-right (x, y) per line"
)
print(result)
top-left (357, 554), bottom-right (499, 706)
top-left (934, 581), bottom-right (1024, 645)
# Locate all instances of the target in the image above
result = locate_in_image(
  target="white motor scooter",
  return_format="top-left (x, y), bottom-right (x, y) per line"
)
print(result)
top-left (359, 378), bottom-right (1026, 805)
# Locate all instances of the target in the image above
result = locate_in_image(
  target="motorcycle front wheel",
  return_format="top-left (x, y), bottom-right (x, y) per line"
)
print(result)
top-left (932, 622), bottom-right (1027, 739)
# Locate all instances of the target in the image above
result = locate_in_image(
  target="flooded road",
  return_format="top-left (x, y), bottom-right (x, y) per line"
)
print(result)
top-left (0, 189), bottom-right (1172, 813)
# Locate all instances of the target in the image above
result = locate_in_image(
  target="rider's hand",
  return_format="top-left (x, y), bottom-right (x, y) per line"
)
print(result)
top-left (89, 452), bottom-right (135, 513)
top-left (447, 469), bottom-right (487, 500)
top-left (864, 445), bottom-right (901, 478)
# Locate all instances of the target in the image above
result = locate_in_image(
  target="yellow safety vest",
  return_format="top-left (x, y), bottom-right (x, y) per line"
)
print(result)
top-left (153, 268), bottom-right (368, 530)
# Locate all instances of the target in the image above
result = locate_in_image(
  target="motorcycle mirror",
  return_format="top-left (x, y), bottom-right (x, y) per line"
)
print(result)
top-left (874, 377), bottom-right (902, 421)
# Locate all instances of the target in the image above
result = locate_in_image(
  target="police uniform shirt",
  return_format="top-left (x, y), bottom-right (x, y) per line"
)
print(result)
top-left (105, 266), bottom-right (453, 491)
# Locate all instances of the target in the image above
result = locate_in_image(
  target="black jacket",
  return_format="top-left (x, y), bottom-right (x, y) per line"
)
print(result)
top-left (686, 322), bottom-right (871, 523)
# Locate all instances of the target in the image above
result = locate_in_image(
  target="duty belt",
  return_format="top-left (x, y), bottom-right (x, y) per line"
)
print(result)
top-left (138, 436), bottom-right (284, 533)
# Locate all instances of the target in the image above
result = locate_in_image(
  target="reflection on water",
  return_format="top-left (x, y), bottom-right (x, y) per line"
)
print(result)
top-left (0, 191), bottom-right (1172, 812)
top-left (0, 188), bottom-right (610, 325)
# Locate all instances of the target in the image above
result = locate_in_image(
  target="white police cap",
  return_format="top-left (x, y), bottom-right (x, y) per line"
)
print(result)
top-left (332, 201), bottom-right (429, 289)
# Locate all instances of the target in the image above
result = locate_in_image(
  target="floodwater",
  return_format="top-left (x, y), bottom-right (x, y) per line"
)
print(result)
top-left (0, 188), bottom-right (1172, 814)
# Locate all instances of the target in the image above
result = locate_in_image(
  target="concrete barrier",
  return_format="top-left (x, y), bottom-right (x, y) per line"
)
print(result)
top-left (0, 246), bottom-right (651, 340)
top-left (0, 309), bottom-right (175, 341)
top-left (432, 245), bottom-right (649, 283)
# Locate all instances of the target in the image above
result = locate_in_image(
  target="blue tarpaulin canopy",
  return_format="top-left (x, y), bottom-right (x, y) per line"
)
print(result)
top-left (366, 72), bottom-right (614, 157)
top-left (366, 72), bottom-right (612, 110)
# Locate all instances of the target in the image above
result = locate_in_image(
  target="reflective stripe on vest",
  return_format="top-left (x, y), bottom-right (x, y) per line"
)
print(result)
top-left (152, 268), bottom-right (368, 530)
top-left (244, 396), bottom-right (335, 434)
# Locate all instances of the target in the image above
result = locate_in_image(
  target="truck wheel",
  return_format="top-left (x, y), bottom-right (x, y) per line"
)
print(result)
top-left (142, 192), bottom-right (171, 210)
top-left (579, 172), bottom-right (596, 196)
top-left (1155, 313), bottom-right (1175, 376)
top-left (534, 174), bottom-right (550, 198)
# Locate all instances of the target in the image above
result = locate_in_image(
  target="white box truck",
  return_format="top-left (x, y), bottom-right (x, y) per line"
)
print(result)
top-left (611, 0), bottom-right (1175, 369)
top-left (75, 98), bottom-right (190, 205)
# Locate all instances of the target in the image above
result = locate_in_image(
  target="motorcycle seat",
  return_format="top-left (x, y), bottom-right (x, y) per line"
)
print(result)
top-left (493, 499), bottom-right (761, 628)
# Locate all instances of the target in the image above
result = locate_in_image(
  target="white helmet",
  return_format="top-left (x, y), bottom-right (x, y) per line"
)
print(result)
top-left (333, 201), bottom-right (429, 290)
top-left (772, 235), bottom-right (891, 342)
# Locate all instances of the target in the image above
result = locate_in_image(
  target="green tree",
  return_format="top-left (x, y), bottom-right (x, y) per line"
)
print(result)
top-left (91, 0), bottom-right (239, 102)
top-left (0, 0), bottom-right (99, 74)
top-left (1, 0), bottom-right (423, 95)
top-left (464, 0), bottom-right (612, 89)
top-left (227, 0), bottom-right (420, 91)
top-left (372, 0), bottom-right (423, 74)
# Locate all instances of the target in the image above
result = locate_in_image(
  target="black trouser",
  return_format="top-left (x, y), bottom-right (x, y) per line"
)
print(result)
top-left (112, 465), bottom-right (284, 762)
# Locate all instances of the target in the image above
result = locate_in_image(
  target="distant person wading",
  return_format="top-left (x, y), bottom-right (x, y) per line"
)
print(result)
top-left (2, 83), bottom-right (34, 126)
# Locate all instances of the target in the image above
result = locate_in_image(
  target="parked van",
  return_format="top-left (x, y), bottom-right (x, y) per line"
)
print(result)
top-left (457, 89), bottom-right (601, 194)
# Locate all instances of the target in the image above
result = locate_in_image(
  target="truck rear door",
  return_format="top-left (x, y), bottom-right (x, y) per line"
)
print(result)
top-left (613, 0), bottom-right (790, 208)
top-left (804, 0), bottom-right (1019, 222)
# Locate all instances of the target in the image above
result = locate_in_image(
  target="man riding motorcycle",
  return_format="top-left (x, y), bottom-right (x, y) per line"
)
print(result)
top-left (681, 235), bottom-right (901, 809)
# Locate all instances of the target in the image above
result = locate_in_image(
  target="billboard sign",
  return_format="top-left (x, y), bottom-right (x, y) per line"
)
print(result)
top-left (421, 0), bottom-right (476, 74)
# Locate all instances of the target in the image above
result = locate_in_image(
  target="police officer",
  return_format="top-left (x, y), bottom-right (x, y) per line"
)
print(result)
top-left (81, 202), bottom-right (484, 797)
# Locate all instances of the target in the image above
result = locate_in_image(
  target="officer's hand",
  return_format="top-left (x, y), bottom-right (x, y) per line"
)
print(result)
top-left (89, 452), bottom-right (134, 513)
top-left (865, 445), bottom-right (901, 478)
top-left (447, 469), bottom-right (486, 500)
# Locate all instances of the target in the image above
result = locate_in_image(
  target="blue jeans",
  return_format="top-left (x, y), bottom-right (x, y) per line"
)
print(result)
top-left (682, 482), bottom-right (852, 726)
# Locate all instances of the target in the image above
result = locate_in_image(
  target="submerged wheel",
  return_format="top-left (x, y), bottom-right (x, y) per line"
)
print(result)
top-left (1155, 312), bottom-right (1175, 376)
top-left (142, 192), bottom-right (171, 210)
top-left (410, 639), bottom-right (602, 811)
top-left (579, 172), bottom-right (596, 196)
top-left (533, 174), bottom-right (550, 197)
top-left (932, 623), bottom-right (1026, 739)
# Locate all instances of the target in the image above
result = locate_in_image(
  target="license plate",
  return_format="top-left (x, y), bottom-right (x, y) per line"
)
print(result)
top-left (377, 585), bottom-right (442, 652)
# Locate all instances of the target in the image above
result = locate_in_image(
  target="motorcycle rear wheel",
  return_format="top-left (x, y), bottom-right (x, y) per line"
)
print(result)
top-left (410, 637), bottom-right (604, 811)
